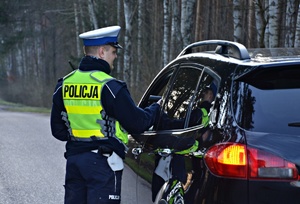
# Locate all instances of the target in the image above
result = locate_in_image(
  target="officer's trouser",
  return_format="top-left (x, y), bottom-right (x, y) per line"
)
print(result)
top-left (64, 152), bottom-right (122, 204)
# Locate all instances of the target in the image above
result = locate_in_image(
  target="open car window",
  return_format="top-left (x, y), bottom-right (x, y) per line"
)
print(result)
top-left (138, 64), bottom-right (178, 109)
top-left (186, 70), bottom-right (219, 128)
top-left (155, 65), bottom-right (220, 131)
top-left (155, 64), bottom-right (203, 130)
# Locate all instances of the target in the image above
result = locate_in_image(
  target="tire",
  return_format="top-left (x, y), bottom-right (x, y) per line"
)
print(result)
top-left (154, 179), bottom-right (185, 204)
top-left (154, 182), bottom-right (168, 204)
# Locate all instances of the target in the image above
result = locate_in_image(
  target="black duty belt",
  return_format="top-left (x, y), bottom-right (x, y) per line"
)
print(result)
top-left (91, 146), bottom-right (113, 156)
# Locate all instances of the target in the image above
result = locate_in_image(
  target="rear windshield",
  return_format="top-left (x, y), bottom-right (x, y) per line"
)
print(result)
top-left (232, 66), bottom-right (300, 135)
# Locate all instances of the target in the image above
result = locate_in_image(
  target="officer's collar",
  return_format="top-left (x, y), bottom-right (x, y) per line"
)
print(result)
top-left (78, 55), bottom-right (111, 74)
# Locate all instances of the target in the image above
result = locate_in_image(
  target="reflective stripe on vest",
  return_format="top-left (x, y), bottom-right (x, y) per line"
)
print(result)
top-left (62, 70), bottom-right (128, 144)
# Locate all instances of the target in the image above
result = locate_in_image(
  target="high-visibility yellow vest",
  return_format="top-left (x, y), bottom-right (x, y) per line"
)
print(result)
top-left (200, 108), bottom-right (209, 127)
top-left (62, 70), bottom-right (128, 144)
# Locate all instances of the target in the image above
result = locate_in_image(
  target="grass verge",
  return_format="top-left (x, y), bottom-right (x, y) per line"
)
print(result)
top-left (125, 157), bottom-right (152, 183)
top-left (0, 99), bottom-right (50, 113)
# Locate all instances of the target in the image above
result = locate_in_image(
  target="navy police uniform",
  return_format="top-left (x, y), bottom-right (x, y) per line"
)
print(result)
top-left (50, 26), bottom-right (160, 204)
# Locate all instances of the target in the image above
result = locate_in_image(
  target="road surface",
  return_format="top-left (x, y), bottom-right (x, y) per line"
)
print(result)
top-left (0, 109), bottom-right (152, 204)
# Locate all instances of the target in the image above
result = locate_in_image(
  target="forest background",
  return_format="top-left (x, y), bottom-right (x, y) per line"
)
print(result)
top-left (0, 0), bottom-right (300, 108)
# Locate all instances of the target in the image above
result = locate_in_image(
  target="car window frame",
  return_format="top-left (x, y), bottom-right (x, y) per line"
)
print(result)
top-left (157, 63), bottom-right (205, 129)
top-left (141, 61), bottom-right (221, 133)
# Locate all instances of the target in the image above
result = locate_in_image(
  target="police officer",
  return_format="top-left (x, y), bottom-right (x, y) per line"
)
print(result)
top-left (50, 25), bottom-right (161, 204)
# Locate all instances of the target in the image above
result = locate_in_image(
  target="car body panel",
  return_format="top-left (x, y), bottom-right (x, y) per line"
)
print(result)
top-left (126, 41), bottom-right (300, 204)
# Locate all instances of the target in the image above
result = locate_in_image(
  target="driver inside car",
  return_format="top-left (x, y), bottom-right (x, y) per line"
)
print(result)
top-left (150, 87), bottom-right (216, 203)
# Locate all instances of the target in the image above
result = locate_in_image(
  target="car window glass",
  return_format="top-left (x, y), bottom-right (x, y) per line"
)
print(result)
top-left (187, 71), bottom-right (218, 128)
top-left (138, 65), bottom-right (178, 109)
top-left (233, 83), bottom-right (300, 135)
top-left (156, 66), bottom-right (203, 130)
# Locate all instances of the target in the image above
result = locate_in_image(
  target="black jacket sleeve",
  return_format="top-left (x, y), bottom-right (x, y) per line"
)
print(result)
top-left (102, 80), bottom-right (160, 134)
top-left (50, 80), bottom-right (70, 141)
top-left (50, 79), bottom-right (160, 141)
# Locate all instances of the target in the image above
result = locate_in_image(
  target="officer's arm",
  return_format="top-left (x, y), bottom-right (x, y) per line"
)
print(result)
top-left (102, 81), bottom-right (160, 134)
top-left (50, 82), bottom-right (70, 141)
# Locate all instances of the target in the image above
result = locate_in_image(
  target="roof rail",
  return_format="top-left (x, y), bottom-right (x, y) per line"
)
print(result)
top-left (177, 40), bottom-right (251, 60)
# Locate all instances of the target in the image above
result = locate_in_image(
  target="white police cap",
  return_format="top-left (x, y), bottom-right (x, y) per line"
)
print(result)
top-left (79, 26), bottom-right (122, 48)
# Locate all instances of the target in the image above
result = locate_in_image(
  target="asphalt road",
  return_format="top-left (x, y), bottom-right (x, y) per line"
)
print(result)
top-left (0, 109), bottom-right (152, 204)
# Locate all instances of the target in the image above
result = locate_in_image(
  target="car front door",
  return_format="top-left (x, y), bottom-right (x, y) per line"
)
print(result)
top-left (127, 61), bottom-right (220, 203)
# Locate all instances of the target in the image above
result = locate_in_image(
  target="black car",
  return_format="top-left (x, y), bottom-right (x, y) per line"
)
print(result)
top-left (125, 40), bottom-right (300, 204)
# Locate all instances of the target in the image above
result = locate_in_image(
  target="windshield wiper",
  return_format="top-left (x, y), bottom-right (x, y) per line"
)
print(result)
top-left (288, 122), bottom-right (300, 127)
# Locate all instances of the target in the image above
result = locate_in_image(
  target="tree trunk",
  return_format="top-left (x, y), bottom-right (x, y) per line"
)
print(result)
top-left (123, 0), bottom-right (134, 87)
top-left (162, 0), bottom-right (170, 67)
top-left (74, 2), bottom-right (81, 58)
top-left (254, 0), bottom-right (268, 48)
top-left (233, 0), bottom-right (242, 42)
top-left (285, 0), bottom-right (296, 47)
top-left (181, 0), bottom-right (196, 47)
top-left (88, 0), bottom-right (98, 29)
top-left (79, 0), bottom-right (86, 33)
top-left (195, 1), bottom-right (201, 41)
top-left (248, 0), bottom-right (254, 47)
top-left (268, 0), bottom-right (279, 47)
top-left (295, 4), bottom-right (300, 47)
top-left (170, 0), bottom-right (181, 60)
top-left (117, 0), bottom-right (122, 78)
top-left (136, 0), bottom-right (144, 89)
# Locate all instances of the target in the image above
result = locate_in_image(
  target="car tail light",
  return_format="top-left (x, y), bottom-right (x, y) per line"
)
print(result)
top-left (248, 147), bottom-right (298, 180)
top-left (204, 143), bottom-right (247, 178)
top-left (204, 142), bottom-right (299, 180)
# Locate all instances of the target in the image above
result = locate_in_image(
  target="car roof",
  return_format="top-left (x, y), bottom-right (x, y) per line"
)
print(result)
top-left (177, 40), bottom-right (300, 66)
top-left (248, 48), bottom-right (300, 64)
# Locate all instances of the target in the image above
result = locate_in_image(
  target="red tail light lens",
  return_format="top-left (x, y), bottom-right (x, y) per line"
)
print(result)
top-left (204, 143), bottom-right (247, 178)
top-left (248, 147), bottom-right (298, 180)
top-left (204, 143), bottom-right (299, 180)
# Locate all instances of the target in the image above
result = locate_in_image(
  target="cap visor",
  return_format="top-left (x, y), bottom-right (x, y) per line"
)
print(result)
top-left (114, 43), bottom-right (123, 49)
top-left (107, 42), bottom-right (122, 49)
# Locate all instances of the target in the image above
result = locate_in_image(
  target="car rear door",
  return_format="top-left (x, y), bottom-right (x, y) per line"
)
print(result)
top-left (233, 63), bottom-right (300, 203)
